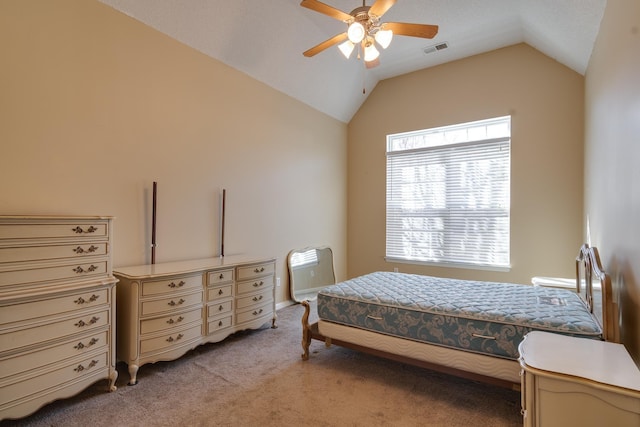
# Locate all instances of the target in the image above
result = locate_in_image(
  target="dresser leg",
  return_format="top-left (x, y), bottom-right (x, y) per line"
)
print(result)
top-left (128, 364), bottom-right (139, 386)
top-left (108, 368), bottom-right (118, 392)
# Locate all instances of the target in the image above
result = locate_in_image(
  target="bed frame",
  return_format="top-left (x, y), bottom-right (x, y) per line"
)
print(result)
top-left (300, 245), bottom-right (619, 389)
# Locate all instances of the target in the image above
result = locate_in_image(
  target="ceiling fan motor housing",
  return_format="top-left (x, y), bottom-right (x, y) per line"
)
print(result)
top-left (349, 6), bottom-right (383, 36)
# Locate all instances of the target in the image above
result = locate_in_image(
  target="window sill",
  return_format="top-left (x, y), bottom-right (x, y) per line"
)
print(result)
top-left (385, 257), bottom-right (511, 272)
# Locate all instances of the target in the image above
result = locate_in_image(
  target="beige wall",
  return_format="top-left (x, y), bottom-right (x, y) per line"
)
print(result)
top-left (585, 0), bottom-right (640, 364)
top-left (0, 0), bottom-right (348, 305)
top-left (348, 44), bottom-right (585, 284)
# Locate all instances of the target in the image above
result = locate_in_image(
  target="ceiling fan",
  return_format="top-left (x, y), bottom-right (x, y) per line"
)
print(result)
top-left (301, 0), bottom-right (439, 68)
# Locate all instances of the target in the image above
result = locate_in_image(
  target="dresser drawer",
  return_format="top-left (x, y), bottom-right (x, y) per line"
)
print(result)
top-left (139, 323), bottom-right (202, 355)
top-left (207, 268), bottom-right (234, 285)
top-left (0, 221), bottom-right (109, 241)
top-left (237, 277), bottom-right (273, 295)
top-left (0, 242), bottom-right (109, 265)
top-left (0, 330), bottom-right (108, 379)
top-left (207, 300), bottom-right (233, 318)
top-left (140, 307), bottom-right (202, 335)
top-left (140, 290), bottom-right (202, 317)
top-left (207, 315), bottom-right (232, 334)
top-left (207, 284), bottom-right (233, 301)
top-left (236, 289), bottom-right (272, 310)
top-left (0, 351), bottom-right (108, 407)
top-left (237, 262), bottom-right (275, 281)
top-left (0, 309), bottom-right (110, 352)
top-left (236, 302), bottom-right (272, 325)
top-left (141, 274), bottom-right (201, 297)
top-left (1, 288), bottom-right (109, 326)
top-left (0, 260), bottom-right (109, 288)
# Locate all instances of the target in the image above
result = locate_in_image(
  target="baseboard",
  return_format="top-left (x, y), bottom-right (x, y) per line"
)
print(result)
top-left (276, 300), bottom-right (296, 310)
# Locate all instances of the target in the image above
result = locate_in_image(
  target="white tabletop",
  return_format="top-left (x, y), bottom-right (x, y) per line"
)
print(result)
top-left (519, 331), bottom-right (640, 392)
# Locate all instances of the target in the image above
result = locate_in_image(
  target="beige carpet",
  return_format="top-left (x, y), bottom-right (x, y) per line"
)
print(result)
top-left (1, 302), bottom-right (521, 427)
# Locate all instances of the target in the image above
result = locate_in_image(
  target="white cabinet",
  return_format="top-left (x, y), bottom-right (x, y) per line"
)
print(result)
top-left (519, 331), bottom-right (640, 427)
top-left (0, 216), bottom-right (118, 421)
top-left (114, 255), bottom-right (276, 385)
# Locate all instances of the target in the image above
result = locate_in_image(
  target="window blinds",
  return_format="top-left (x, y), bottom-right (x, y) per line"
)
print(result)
top-left (386, 136), bottom-right (511, 268)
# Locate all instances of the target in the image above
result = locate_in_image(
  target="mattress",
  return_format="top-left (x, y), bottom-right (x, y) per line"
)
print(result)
top-left (317, 272), bottom-right (602, 360)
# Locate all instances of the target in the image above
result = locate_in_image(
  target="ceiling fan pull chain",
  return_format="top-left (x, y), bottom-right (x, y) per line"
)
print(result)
top-left (362, 61), bottom-right (366, 94)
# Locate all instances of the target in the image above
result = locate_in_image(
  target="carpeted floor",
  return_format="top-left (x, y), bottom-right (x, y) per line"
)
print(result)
top-left (1, 302), bottom-right (522, 426)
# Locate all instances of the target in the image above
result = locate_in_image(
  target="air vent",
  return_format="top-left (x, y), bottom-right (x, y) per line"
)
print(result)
top-left (423, 42), bottom-right (449, 55)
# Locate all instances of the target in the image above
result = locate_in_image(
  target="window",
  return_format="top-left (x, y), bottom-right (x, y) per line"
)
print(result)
top-left (386, 116), bottom-right (511, 269)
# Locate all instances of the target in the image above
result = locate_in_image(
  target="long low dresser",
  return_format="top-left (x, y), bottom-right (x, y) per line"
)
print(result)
top-left (0, 215), bottom-right (118, 421)
top-left (114, 255), bottom-right (276, 385)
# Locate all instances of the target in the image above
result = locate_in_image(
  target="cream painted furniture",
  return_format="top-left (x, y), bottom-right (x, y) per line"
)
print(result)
top-left (519, 331), bottom-right (640, 427)
top-left (0, 216), bottom-right (118, 421)
top-left (114, 255), bottom-right (276, 385)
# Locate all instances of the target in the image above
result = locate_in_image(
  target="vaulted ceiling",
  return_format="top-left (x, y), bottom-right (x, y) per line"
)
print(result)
top-left (98, 0), bottom-right (606, 123)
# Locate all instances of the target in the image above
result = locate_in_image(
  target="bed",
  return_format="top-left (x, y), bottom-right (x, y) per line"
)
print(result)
top-left (301, 244), bottom-right (619, 388)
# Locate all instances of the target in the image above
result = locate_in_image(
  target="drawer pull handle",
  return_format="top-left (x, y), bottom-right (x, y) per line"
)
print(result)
top-left (74, 337), bottom-right (99, 350)
top-left (73, 265), bottom-right (98, 274)
top-left (218, 320), bottom-right (223, 326)
top-left (166, 333), bottom-right (184, 343)
top-left (219, 305), bottom-right (224, 311)
top-left (218, 289), bottom-right (224, 295)
top-left (74, 294), bottom-right (100, 305)
top-left (72, 226), bottom-right (98, 234)
top-left (252, 281), bottom-right (264, 288)
top-left (166, 316), bottom-right (184, 324)
top-left (252, 308), bottom-right (264, 316)
top-left (253, 295), bottom-right (263, 302)
top-left (219, 273), bottom-right (225, 280)
top-left (254, 267), bottom-right (265, 273)
top-left (168, 299), bottom-right (186, 306)
top-left (73, 245), bottom-right (99, 254)
top-left (168, 280), bottom-right (185, 288)
top-left (74, 359), bottom-right (98, 372)
top-left (75, 316), bottom-right (100, 327)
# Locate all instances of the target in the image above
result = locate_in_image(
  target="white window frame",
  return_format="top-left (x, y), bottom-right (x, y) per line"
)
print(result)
top-left (385, 116), bottom-right (511, 270)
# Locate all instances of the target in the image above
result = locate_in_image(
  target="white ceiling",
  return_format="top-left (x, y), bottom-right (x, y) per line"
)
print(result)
top-left (98, 0), bottom-right (606, 123)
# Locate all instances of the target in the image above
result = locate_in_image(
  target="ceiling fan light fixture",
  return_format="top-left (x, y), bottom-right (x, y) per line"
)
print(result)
top-left (338, 40), bottom-right (355, 59)
top-left (347, 21), bottom-right (365, 43)
top-left (375, 29), bottom-right (393, 49)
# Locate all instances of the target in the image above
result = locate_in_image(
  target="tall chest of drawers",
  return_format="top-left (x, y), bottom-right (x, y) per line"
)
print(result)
top-left (0, 216), bottom-right (118, 421)
top-left (114, 255), bottom-right (276, 385)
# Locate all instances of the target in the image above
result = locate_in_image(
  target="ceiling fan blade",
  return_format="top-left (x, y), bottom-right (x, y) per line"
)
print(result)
top-left (300, 0), bottom-right (353, 22)
top-left (303, 32), bottom-right (349, 57)
top-left (369, 0), bottom-right (396, 18)
top-left (383, 22), bottom-right (439, 39)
